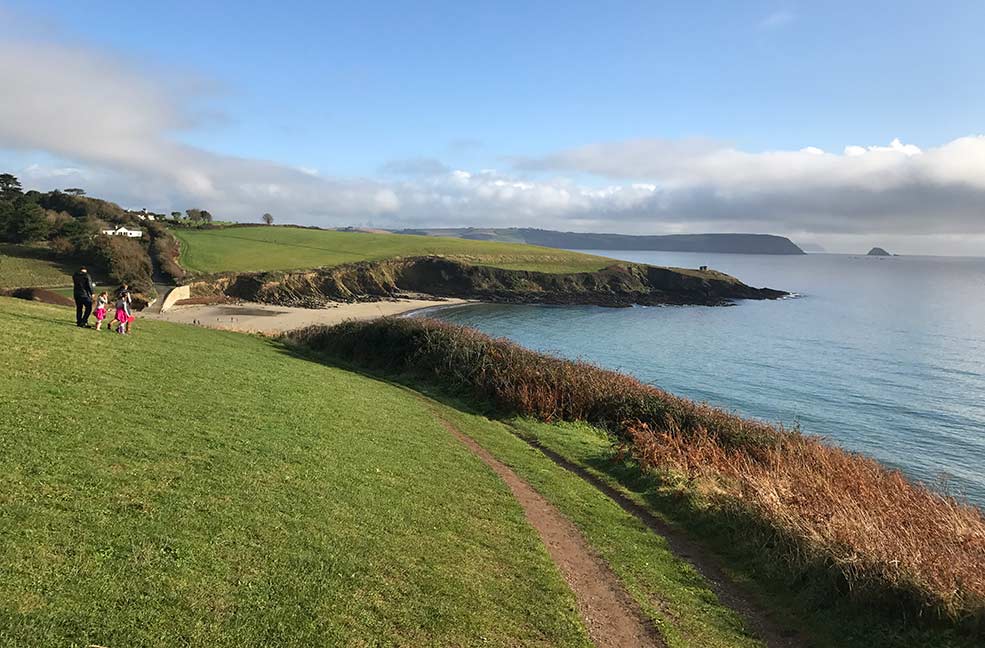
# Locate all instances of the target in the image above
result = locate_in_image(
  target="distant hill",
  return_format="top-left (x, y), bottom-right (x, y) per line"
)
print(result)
top-left (867, 247), bottom-right (892, 257)
top-left (395, 228), bottom-right (806, 255)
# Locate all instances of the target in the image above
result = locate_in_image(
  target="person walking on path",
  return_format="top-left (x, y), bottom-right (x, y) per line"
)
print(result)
top-left (72, 266), bottom-right (95, 327)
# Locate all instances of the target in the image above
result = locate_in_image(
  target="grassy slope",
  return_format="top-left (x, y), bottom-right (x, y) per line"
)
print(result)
top-left (0, 243), bottom-right (75, 289)
top-left (172, 226), bottom-right (614, 274)
top-left (507, 418), bottom-right (978, 648)
top-left (0, 298), bottom-right (768, 648)
top-left (0, 298), bottom-right (590, 647)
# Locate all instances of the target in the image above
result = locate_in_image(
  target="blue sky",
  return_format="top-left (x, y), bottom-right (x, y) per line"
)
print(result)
top-left (3, 1), bottom-right (985, 253)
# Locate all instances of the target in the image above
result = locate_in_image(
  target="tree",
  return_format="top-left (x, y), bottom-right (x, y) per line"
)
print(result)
top-left (186, 208), bottom-right (203, 222)
top-left (200, 210), bottom-right (213, 223)
top-left (170, 211), bottom-right (182, 220)
top-left (7, 200), bottom-right (49, 242)
top-left (262, 213), bottom-right (274, 225)
top-left (0, 173), bottom-right (22, 200)
top-left (63, 188), bottom-right (86, 196)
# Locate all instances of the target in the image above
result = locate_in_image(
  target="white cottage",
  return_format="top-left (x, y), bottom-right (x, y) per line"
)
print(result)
top-left (101, 226), bottom-right (143, 238)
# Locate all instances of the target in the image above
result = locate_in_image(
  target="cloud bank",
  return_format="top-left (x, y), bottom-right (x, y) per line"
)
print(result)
top-left (2, 31), bottom-right (985, 254)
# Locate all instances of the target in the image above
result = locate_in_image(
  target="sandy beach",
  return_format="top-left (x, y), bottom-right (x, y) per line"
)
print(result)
top-left (144, 297), bottom-right (471, 334)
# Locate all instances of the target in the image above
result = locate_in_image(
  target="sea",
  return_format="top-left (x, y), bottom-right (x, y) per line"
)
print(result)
top-left (423, 251), bottom-right (985, 508)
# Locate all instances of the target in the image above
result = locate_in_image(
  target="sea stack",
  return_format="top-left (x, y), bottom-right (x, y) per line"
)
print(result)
top-left (867, 247), bottom-right (891, 256)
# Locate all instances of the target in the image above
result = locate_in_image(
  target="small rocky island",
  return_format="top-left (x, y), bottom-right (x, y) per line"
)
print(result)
top-left (867, 247), bottom-right (892, 256)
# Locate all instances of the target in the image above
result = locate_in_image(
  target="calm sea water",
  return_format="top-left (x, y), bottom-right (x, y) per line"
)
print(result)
top-left (425, 251), bottom-right (985, 507)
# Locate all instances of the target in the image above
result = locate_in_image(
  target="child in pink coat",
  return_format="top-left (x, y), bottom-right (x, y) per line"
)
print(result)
top-left (93, 291), bottom-right (109, 331)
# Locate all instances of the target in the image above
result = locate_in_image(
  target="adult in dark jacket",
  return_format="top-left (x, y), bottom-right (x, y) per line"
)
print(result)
top-left (72, 267), bottom-right (95, 327)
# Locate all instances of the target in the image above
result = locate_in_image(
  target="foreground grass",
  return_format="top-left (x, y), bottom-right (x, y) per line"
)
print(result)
top-left (0, 243), bottom-right (75, 289)
top-left (0, 298), bottom-right (591, 646)
top-left (173, 226), bottom-right (613, 275)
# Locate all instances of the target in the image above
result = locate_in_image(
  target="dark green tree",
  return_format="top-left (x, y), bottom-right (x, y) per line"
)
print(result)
top-left (0, 173), bottom-right (22, 200)
top-left (262, 213), bottom-right (274, 225)
top-left (7, 200), bottom-right (49, 242)
top-left (63, 188), bottom-right (86, 196)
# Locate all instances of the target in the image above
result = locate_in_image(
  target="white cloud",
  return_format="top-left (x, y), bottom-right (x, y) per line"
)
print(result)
top-left (2, 29), bottom-right (985, 255)
top-left (513, 136), bottom-right (985, 241)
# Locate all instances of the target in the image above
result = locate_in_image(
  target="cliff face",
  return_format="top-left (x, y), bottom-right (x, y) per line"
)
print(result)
top-left (192, 256), bottom-right (787, 308)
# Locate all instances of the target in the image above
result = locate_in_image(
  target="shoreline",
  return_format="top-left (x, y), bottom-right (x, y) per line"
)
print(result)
top-left (143, 297), bottom-right (471, 334)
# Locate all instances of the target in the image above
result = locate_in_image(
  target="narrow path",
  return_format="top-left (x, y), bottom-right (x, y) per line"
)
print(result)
top-left (516, 434), bottom-right (805, 648)
top-left (435, 416), bottom-right (665, 648)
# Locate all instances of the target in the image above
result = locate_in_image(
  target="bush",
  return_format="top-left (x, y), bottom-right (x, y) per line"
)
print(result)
top-left (286, 317), bottom-right (985, 627)
top-left (102, 236), bottom-right (153, 292)
top-left (148, 222), bottom-right (186, 282)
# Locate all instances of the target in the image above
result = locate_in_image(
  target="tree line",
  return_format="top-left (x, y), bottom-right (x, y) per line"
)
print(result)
top-left (0, 174), bottom-right (154, 291)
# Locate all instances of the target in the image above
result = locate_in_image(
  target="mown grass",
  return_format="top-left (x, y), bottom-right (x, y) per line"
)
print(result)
top-left (0, 297), bottom-right (593, 647)
top-left (0, 243), bottom-right (75, 289)
top-left (287, 317), bottom-right (985, 644)
top-left (172, 225), bottom-right (614, 275)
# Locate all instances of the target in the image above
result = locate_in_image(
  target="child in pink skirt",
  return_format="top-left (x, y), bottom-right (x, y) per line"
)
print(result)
top-left (114, 294), bottom-right (133, 334)
top-left (94, 291), bottom-right (109, 330)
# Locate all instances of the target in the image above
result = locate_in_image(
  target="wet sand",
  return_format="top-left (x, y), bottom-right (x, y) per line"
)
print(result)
top-left (144, 298), bottom-right (471, 334)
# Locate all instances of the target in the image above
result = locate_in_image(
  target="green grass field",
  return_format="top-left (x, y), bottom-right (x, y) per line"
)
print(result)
top-left (0, 243), bottom-right (75, 290)
top-left (0, 297), bottom-right (766, 647)
top-left (172, 226), bottom-right (614, 274)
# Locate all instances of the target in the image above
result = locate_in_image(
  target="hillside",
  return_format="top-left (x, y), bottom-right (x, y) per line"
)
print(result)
top-left (395, 228), bottom-right (807, 255)
top-left (0, 296), bottom-right (777, 648)
top-left (172, 225), bottom-right (614, 274)
top-left (171, 225), bottom-right (787, 308)
top-left (0, 243), bottom-right (76, 289)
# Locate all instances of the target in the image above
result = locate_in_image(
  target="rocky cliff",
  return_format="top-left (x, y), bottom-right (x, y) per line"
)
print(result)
top-left (190, 256), bottom-right (787, 308)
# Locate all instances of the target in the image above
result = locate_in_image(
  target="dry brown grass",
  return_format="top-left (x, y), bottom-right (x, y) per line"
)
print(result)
top-left (287, 317), bottom-right (985, 626)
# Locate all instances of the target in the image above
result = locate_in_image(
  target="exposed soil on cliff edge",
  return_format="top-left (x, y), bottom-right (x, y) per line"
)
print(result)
top-left (187, 256), bottom-right (787, 308)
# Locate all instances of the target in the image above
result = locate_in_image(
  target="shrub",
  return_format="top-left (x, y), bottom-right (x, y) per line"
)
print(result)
top-left (148, 223), bottom-right (186, 282)
top-left (286, 317), bottom-right (985, 627)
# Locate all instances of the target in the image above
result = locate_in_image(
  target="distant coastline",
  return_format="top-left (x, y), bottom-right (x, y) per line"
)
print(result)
top-left (391, 227), bottom-right (807, 255)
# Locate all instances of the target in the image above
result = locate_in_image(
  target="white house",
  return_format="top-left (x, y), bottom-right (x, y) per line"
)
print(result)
top-left (101, 226), bottom-right (143, 238)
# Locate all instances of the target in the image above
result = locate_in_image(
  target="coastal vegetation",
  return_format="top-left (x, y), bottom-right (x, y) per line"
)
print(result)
top-left (287, 317), bottom-right (985, 643)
